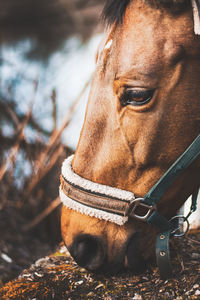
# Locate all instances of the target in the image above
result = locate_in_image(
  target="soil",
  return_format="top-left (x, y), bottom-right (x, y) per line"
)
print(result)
top-left (0, 230), bottom-right (200, 299)
top-left (0, 206), bottom-right (56, 285)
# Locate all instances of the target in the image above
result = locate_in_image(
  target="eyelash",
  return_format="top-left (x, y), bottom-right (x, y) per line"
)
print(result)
top-left (120, 89), bottom-right (155, 107)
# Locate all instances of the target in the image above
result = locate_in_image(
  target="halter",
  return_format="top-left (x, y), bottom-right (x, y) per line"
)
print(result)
top-left (60, 134), bottom-right (200, 278)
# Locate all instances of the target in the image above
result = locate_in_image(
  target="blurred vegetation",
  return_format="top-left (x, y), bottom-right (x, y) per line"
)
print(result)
top-left (0, 76), bottom-right (70, 232)
top-left (0, 74), bottom-right (70, 283)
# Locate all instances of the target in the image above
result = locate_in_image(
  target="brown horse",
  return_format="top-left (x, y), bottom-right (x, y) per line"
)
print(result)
top-left (61, 0), bottom-right (200, 274)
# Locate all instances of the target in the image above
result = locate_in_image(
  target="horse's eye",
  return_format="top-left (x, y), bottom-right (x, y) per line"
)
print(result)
top-left (120, 89), bottom-right (155, 107)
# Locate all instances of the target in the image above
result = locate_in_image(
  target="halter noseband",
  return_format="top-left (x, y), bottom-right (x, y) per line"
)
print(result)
top-left (60, 134), bottom-right (200, 278)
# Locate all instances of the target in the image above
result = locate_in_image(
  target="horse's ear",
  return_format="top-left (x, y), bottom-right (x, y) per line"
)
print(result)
top-left (191, 0), bottom-right (200, 35)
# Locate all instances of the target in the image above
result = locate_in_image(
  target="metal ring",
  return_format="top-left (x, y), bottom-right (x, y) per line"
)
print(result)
top-left (126, 198), bottom-right (156, 221)
top-left (169, 215), bottom-right (190, 237)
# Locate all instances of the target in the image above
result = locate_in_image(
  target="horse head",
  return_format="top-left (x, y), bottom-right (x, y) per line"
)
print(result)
top-left (61, 0), bottom-right (200, 274)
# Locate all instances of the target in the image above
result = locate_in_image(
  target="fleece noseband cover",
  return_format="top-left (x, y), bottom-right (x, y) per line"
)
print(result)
top-left (60, 155), bottom-right (136, 225)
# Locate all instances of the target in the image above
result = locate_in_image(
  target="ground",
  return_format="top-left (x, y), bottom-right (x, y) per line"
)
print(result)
top-left (0, 230), bottom-right (200, 299)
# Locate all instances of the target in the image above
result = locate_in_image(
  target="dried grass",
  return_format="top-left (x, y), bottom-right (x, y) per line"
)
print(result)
top-left (0, 71), bottom-right (91, 241)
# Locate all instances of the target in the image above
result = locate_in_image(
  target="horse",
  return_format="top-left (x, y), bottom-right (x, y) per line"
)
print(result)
top-left (60, 0), bottom-right (200, 277)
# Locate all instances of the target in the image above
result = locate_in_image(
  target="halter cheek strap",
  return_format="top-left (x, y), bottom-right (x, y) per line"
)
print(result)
top-left (142, 134), bottom-right (200, 278)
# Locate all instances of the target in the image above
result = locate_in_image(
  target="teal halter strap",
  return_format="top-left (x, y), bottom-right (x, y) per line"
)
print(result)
top-left (140, 134), bottom-right (200, 278)
top-left (154, 191), bottom-right (198, 278)
top-left (143, 133), bottom-right (200, 207)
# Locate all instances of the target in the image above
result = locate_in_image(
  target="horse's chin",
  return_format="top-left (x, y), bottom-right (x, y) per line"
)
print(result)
top-left (124, 233), bottom-right (147, 273)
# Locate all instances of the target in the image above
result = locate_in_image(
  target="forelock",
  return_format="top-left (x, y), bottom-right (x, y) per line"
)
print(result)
top-left (102, 0), bottom-right (191, 26)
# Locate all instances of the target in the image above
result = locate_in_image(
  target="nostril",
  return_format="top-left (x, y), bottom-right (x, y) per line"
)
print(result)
top-left (70, 234), bottom-right (105, 271)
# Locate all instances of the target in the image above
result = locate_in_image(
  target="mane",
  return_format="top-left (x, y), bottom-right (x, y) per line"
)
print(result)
top-left (102, 0), bottom-right (191, 25)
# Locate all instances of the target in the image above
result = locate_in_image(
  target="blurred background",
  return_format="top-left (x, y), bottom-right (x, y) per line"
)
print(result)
top-left (0, 0), bottom-right (105, 284)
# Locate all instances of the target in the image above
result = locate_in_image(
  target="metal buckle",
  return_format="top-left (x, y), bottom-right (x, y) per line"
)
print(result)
top-left (125, 198), bottom-right (156, 221)
top-left (169, 215), bottom-right (190, 237)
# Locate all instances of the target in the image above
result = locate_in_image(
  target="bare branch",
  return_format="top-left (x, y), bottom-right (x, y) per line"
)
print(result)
top-left (22, 197), bottom-right (61, 232)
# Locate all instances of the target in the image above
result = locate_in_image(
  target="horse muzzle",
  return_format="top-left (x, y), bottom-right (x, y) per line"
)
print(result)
top-left (68, 232), bottom-right (146, 274)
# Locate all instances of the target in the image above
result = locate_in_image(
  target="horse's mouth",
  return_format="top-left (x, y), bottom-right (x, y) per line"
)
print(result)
top-left (68, 232), bottom-right (146, 274)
